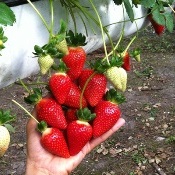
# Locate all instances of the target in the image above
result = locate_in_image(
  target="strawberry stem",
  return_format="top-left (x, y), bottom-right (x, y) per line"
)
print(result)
top-left (19, 79), bottom-right (30, 94)
top-left (80, 71), bottom-right (97, 109)
top-left (49, 0), bottom-right (54, 39)
top-left (89, 0), bottom-right (109, 65)
top-left (168, 4), bottom-right (175, 14)
top-left (15, 81), bottom-right (48, 86)
top-left (27, 0), bottom-right (50, 33)
top-left (102, 30), bottom-right (124, 62)
top-left (12, 100), bottom-right (39, 124)
top-left (123, 35), bottom-right (137, 56)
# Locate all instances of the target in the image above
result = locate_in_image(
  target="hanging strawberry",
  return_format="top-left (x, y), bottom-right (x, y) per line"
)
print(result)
top-left (62, 30), bottom-right (87, 81)
top-left (148, 14), bottom-right (165, 36)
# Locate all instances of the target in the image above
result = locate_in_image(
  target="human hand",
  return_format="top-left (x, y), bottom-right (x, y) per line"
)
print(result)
top-left (25, 110), bottom-right (125, 175)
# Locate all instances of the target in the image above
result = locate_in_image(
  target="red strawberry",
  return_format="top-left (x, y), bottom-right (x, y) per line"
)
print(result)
top-left (63, 82), bottom-right (87, 108)
top-left (66, 108), bottom-right (95, 156)
top-left (38, 121), bottom-right (70, 158)
top-left (121, 52), bottom-right (131, 71)
top-left (49, 72), bottom-right (71, 105)
top-left (92, 89), bottom-right (123, 138)
top-left (24, 89), bottom-right (67, 130)
top-left (65, 108), bottom-right (78, 124)
top-left (148, 14), bottom-right (165, 35)
top-left (62, 47), bottom-right (86, 80)
top-left (36, 98), bottom-right (67, 130)
top-left (79, 69), bottom-right (107, 107)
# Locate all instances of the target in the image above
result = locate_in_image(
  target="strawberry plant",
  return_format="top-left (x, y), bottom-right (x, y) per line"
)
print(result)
top-left (6, 0), bottom-right (175, 159)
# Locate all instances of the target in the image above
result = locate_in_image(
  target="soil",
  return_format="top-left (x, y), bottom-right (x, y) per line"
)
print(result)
top-left (0, 27), bottom-right (175, 175)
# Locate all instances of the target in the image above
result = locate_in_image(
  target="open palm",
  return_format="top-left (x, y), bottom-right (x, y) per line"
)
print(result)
top-left (25, 113), bottom-right (125, 175)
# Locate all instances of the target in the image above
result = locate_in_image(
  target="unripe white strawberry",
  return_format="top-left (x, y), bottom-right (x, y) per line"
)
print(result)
top-left (56, 39), bottom-right (69, 55)
top-left (38, 55), bottom-right (54, 75)
top-left (105, 67), bottom-right (127, 92)
top-left (0, 125), bottom-right (10, 157)
top-left (118, 67), bottom-right (127, 91)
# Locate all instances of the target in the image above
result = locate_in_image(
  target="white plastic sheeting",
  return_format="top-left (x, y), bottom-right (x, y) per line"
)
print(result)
top-left (0, 0), bottom-right (148, 88)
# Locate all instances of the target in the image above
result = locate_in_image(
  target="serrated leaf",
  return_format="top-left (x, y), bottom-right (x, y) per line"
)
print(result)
top-left (0, 3), bottom-right (16, 26)
top-left (124, 0), bottom-right (134, 22)
top-left (140, 0), bottom-right (156, 8)
top-left (152, 9), bottom-right (165, 26)
top-left (164, 13), bottom-right (174, 33)
top-left (113, 0), bottom-right (123, 5)
top-left (4, 123), bottom-right (15, 133)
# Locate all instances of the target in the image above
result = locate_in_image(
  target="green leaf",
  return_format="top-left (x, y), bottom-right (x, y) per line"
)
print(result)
top-left (164, 13), bottom-right (174, 33)
top-left (0, 3), bottom-right (16, 26)
top-left (124, 0), bottom-right (134, 22)
top-left (152, 8), bottom-right (165, 26)
top-left (140, 0), bottom-right (156, 8)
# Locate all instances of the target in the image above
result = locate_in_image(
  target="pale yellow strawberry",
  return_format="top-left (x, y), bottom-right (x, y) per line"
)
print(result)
top-left (0, 125), bottom-right (10, 157)
top-left (105, 67), bottom-right (123, 91)
top-left (105, 67), bottom-right (127, 92)
top-left (118, 67), bottom-right (127, 91)
top-left (56, 39), bottom-right (69, 55)
top-left (38, 55), bottom-right (54, 75)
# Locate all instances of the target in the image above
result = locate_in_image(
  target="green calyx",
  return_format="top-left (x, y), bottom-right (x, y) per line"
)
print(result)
top-left (105, 88), bottom-right (126, 105)
top-left (33, 43), bottom-right (64, 59)
top-left (131, 48), bottom-right (141, 62)
top-left (24, 88), bottom-right (43, 105)
top-left (37, 120), bottom-right (48, 133)
top-left (66, 30), bottom-right (87, 47)
top-left (89, 54), bottom-right (123, 74)
top-left (51, 60), bottom-right (69, 73)
top-left (109, 54), bottom-right (124, 67)
top-left (76, 108), bottom-right (96, 122)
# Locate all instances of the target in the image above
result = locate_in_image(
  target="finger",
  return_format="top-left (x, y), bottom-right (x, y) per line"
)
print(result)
top-left (26, 109), bottom-right (37, 135)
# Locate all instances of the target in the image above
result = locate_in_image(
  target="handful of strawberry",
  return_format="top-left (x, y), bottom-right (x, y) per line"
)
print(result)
top-left (18, 30), bottom-right (129, 158)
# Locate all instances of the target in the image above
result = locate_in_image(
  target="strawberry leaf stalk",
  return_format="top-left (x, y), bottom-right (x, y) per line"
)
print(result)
top-left (49, 60), bottom-right (72, 105)
top-left (0, 110), bottom-right (15, 157)
top-left (24, 88), bottom-right (67, 130)
top-left (66, 108), bottom-right (95, 156)
top-left (92, 89), bottom-right (123, 138)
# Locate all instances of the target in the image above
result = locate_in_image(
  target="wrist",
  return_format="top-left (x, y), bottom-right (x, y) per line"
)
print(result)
top-left (25, 159), bottom-right (49, 175)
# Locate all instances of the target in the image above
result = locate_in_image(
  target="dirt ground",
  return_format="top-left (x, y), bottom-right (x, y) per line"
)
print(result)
top-left (0, 27), bottom-right (175, 175)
